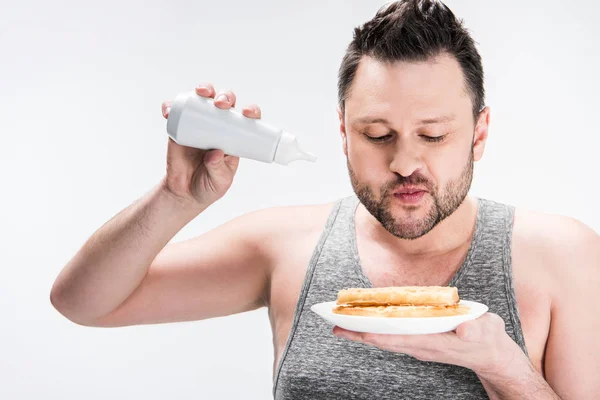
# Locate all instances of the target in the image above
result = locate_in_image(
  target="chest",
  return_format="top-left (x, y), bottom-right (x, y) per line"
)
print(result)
top-left (272, 240), bottom-right (491, 399)
top-left (358, 240), bottom-right (468, 287)
top-left (269, 215), bottom-right (552, 379)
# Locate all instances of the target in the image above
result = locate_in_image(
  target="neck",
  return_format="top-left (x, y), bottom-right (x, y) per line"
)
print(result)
top-left (356, 195), bottom-right (479, 259)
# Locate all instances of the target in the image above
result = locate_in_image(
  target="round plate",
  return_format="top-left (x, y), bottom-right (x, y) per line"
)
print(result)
top-left (310, 300), bottom-right (488, 335)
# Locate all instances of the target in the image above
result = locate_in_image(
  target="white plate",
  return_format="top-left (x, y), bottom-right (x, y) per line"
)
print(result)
top-left (310, 300), bottom-right (488, 335)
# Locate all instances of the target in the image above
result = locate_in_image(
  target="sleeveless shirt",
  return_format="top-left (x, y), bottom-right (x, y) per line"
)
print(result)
top-left (273, 195), bottom-right (528, 399)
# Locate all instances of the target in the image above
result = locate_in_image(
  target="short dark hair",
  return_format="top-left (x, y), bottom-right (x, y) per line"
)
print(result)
top-left (337, 0), bottom-right (484, 120)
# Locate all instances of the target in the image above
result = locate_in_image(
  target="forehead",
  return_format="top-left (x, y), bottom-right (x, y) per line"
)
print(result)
top-left (345, 53), bottom-right (472, 121)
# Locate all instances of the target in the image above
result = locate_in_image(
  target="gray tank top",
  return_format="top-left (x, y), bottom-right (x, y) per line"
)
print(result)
top-left (273, 194), bottom-right (528, 399)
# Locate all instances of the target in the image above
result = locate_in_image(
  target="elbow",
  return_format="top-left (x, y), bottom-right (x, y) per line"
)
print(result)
top-left (49, 283), bottom-right (101, 328)
top-left (49, 281), bottom-right (69, 318)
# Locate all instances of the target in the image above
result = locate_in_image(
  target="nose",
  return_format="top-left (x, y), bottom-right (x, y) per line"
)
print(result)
top-left (389, 140), bottom-right (424, 177)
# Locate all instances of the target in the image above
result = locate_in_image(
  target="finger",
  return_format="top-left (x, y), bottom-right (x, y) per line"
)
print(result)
top-left (334, 327), bottom-right (399, 345)
top-left (333, 326), bottom-right (363, 340)
top-left (213, 89), bottom-right (236, 109)
top-left (334, 327), bottom-right (404, 349)
top-left (195, 82), bottom-right (216, 98)
top-left (223, 155), bottom-right (240, 173)
top-left (335, 326), bottom-right (462, 352)
top-left (481, 312), bottom-right (506, 337)
top-left (456, 319), bottom-right (480, 342)
top-left (242, 104), bottom-right (262, 119)
top-left (203, 151), bottom-right (239, 186)
top-left (482, 312), bottom-right (505, 328)
top-left (456, 313), bottom-right (505, 342)
top-left (162, 101), bottom-right (172, 119)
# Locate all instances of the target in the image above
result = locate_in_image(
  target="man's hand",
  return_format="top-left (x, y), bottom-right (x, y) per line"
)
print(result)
top-left (334, 313), bottom-right (523, 378)
top-left (333, 313), bottom-right (560, 399)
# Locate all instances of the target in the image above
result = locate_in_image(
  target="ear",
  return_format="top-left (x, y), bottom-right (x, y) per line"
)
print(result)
top-left (473, 106), bottom-right (490, 162)
top-left (338, 105), bottom-right (348, 156)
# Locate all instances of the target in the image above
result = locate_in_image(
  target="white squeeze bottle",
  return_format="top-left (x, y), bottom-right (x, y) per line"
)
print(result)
top-left (166, 91), bottom-right (318, 165)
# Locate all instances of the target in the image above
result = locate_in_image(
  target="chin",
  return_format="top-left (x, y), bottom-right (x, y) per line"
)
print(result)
top-left (379, 196), bottom-right (440, 239)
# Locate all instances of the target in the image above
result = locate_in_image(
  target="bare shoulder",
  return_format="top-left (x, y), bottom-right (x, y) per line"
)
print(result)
top-left (239, 200), bottom-right (337, 234)
top-left (512, 206), bottom-right (600, 293)
top-left (237, 200), bottom-right (338, 259)
top-left (513, 209), bottom-right (600, 397)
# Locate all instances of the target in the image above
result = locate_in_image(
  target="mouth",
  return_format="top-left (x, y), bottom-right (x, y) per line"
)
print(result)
top-left (392, 186), bottom-right (428, 204)
top-left (392, 186), bottom-right (429, 195)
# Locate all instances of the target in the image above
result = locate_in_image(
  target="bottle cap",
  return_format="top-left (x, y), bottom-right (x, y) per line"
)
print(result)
top-left (273, 131), bottom-right (318, 165)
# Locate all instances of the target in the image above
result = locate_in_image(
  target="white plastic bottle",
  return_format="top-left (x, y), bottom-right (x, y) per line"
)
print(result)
top-left (166, 91), bottom-right (318, 165)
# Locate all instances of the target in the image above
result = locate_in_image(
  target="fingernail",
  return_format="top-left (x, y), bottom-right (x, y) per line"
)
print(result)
top-left (215, 94), bottom-right (229, 103)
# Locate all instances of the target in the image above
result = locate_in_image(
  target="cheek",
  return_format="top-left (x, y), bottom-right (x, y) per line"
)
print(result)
top-left (423, 144), bottom-right (470, 187)
top-left (348, 143), bottom-right (392, 182)
top-left (422, 153), bottom-right (446, 181)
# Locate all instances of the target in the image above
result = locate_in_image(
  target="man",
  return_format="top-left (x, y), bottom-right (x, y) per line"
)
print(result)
top-left (50, 0), bottom-right (599, 399)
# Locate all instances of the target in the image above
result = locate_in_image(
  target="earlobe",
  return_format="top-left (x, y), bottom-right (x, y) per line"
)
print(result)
top-left (473, 107), bottom-right (490, 162)
top-left (341, 128), bottom-right (348, 157)
top-left (338, 106), bottom-right (348, 156)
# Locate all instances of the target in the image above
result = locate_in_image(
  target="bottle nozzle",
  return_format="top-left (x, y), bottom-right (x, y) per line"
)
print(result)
top-left (273, 131), bottom-right (318, 165)
top-left (300, 151), bottom-right (318, 163)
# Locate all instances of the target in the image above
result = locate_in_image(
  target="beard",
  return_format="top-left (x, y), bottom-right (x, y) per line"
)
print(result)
top-left (348, 147), bottom-right (474, 240)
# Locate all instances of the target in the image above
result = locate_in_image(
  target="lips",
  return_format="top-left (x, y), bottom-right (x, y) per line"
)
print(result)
top-left (393, 186), bottom-right (428, 195)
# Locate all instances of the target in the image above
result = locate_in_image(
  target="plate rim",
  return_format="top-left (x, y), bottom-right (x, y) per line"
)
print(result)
top-left (311, 299), bottom-right (488, 321)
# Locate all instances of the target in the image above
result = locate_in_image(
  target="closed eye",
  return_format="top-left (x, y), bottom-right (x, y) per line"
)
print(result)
top-left (420, 134), bottom-right (447, 143)
top-left (365, 134), bottom-right (393, 143)
top-left (364, 133), bottom-right (448, 143)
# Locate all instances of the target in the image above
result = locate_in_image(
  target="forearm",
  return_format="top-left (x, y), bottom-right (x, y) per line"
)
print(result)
top-left (50, 178), bottom-right (206, 323)
top-left (479, 362), bottom-right (560, 400)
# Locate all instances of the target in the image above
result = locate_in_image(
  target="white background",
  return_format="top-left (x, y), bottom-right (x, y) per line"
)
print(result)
top-left (1, 0), bottom-right (598, 399)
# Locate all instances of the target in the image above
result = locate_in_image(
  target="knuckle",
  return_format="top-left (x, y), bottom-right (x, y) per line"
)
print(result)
top-left (487, 313), bottom-right (505, 329)
top-left (195, 83), bottom-right (215, 97)
top-left (197, 82), bottom-right (214, 90)
top-left (457, 320), bottom-right (480, 341)
top-left (161, 103), bottom-right (171, 117)
top-left (215, 91), bottom-right (233, 103)
top-left (219, 89), bottom-right (235, 98)
top-left (243, 104), bottom-right (261, 117)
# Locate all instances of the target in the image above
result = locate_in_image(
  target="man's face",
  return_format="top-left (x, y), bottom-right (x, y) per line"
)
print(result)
top-left (339, 53), bottom-right (489, 240)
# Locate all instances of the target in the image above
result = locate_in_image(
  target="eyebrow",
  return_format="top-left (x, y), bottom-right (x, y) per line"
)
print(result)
top-left (351, 115), bottom-right (456, 127)
top-left (417, 115), bottom-right (456, 125)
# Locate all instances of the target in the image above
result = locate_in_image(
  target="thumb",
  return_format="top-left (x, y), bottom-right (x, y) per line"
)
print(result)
top-left (203, 149), bottom-right (237, 183)
top-left (204, 149), bottom-right (225, 167)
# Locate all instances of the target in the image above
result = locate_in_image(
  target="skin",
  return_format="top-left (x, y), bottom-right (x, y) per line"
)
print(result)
top-left (50, 53), bottom-right (599, 399)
